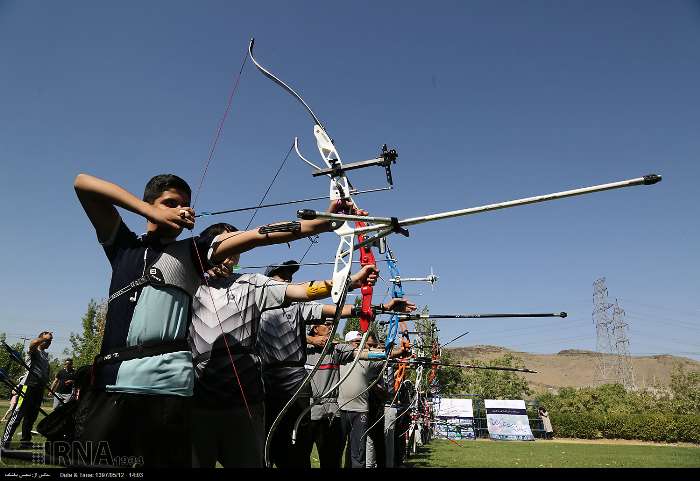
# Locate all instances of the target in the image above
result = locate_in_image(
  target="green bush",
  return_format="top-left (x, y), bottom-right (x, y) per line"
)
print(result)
top-left (551, 413), bottom-right (700, 443)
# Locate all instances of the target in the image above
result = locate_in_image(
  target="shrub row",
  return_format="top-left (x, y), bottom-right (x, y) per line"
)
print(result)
top-left (551, 412), bottom-right (700, 444)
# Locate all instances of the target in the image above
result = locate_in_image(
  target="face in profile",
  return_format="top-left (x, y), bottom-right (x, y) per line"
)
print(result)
top-left (152, 188), bottom-right (191, 237)
top-left (315, 323), bottom-right (332, 337)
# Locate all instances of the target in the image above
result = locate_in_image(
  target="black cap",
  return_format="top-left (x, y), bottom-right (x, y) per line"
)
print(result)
top-left (264, 260), bottom-right (300, 278)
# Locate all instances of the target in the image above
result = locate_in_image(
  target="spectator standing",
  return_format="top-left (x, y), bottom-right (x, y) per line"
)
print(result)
top-left (539, 406), bottom-right (553, 439)
top-left (50, 359), bottom-right (76, 408)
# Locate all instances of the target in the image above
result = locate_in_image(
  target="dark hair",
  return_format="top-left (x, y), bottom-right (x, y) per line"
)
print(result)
top-left (200, 222), bottom-right (238, 240)
top-left (308, 322), bottom-right (332, 337)
top-left (143, 174), bottom-right (192, 204)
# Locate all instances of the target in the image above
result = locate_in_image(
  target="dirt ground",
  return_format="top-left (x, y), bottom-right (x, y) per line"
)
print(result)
top-left (449, 345), bottom-right (700, 391)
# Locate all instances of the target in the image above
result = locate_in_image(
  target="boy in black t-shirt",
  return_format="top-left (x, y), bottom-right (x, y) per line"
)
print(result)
top-left (72, 173), bottom-right (346, 467)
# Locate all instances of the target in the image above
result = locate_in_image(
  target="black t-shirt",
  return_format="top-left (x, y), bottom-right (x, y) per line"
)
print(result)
top-left (25, 349), bottom-right (49, 387)
top-left (55, 368), bottom-right (76, 394)
top-left (94, 220), bottom-right (214, 391)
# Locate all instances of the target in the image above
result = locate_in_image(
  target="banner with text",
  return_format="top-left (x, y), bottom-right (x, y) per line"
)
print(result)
top-left (434, 398), bottom-right (475, 440)
top-left (485, 399), bottom-right (534, 441)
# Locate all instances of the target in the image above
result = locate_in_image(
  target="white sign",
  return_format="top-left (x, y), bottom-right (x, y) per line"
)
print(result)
top-left (434, 398), bottom-right (475, 440)
top-left (485, 399), bottom-right (534, 441)
top-left (437, 398), bottom-right (474, 418)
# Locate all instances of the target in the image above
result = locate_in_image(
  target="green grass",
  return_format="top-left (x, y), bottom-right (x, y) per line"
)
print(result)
top-left (0, 399), bottom-right (55, 468)
top-left (405, 438), bottom-right (700, 468)
top-left (3, 398), bottom-right (699, 468)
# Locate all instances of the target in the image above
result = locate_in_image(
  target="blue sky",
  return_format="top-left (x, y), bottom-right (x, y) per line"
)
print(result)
top-left (1, 0), bottom-right (698, 362)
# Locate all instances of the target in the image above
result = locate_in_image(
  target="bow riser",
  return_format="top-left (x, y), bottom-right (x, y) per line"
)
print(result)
top-left (312, 125), bottom-right (357, 304)
top-left (355, 220), bottom-right (375, 333)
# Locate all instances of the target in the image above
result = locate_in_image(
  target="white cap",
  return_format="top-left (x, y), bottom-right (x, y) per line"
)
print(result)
top-left (345, 331), bottom-right (361, 342)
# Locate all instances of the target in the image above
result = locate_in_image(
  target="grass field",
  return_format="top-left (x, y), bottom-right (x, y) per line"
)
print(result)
top-left (2, 399), bottom-right (699, 468)
top-left (405, 438), bottom-right (700, 468)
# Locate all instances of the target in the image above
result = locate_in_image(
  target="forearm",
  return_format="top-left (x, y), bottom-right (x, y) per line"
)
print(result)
top-left (304, 303), bottom-right (354, 323)
top-left (285, 280), bottom-right (336, 303)
top-left (74, 174), bottom-right (152, 219)
top-left (211, 219), bottom-right (331, 263)
top-left (285, 265), bottom-right (374, 303)
top-left (28, 338), bottom-right (42, 353)
top-left (320, 304), bottom-right (355, 319)
top-left (74, 174), bottom-right (151, 239)
top-left (355, 348), bottom-right (388, 361)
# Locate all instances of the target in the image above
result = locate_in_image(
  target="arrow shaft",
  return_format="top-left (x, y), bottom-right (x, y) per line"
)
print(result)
top-left (197, 187), bottom-right (390, 217)
top-left (388, 174), bottom-right (661, 230)
top-left (390, 360), bottom-right (536, 373)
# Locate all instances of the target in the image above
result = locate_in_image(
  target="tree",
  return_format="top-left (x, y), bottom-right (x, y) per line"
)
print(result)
top-left (458, 353), bottom-right (532, 399)
top-left (0, 334), bottom-right (25, 397)
top-left (667, 363), bottom-right (700, 414)
top-left (68, 299), bottom-right (106, 368)
top-left (433, 349), bottom-right (464, 396)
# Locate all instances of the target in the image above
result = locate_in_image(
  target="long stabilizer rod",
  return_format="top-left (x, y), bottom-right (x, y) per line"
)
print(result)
top-left (298, 174), bottom-right (662, 241)
top-left (377, 311), bottom-right (567, 324)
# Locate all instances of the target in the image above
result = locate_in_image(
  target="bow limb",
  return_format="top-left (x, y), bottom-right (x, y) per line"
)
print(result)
top-left (361, 375), bottom-right (406, 441)
top-left (249, 39), bottom-right (388, 454)
top-left (293, 238), bottom-right (391, 439)
top-left (319, 220), bottom-right (379, 411)
top-left (262, 276), bottom-right (350, 466)
top-left (364, 379), bottom-right (419, 441)
top-left (248, 38), bottom-right (325, 129)
top-left (248, 39), bottom-right (351, 466)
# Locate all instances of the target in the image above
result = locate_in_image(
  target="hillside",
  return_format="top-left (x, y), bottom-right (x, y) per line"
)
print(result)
top-left (447, 345), bottom-right (700, 392)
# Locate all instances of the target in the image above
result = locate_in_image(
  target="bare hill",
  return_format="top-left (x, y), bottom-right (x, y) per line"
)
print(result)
top-left (447, 345), bottom-right (700, 392)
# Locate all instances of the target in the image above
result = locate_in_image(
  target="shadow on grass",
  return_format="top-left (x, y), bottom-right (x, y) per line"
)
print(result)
top-left (404, 444), bottom-right (434, 468)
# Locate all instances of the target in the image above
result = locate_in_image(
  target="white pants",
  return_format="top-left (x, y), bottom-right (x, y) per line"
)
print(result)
top-left (366, 436), bottom-right (376, 468)
top-left (383, 406), bottom-right (397, 468)
top-left (52, 392), bottom-right (73, 409)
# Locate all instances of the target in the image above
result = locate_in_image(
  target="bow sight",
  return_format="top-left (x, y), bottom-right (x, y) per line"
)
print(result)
top-left (311, 144), bottom-right (398, 188)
